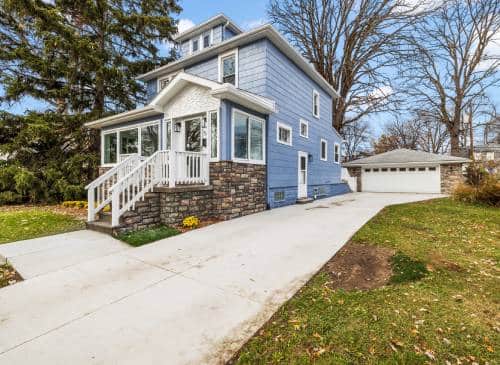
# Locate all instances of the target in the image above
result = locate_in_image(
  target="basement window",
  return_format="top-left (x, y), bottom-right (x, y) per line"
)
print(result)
top-left (274, 191), bottom-right (285, 202)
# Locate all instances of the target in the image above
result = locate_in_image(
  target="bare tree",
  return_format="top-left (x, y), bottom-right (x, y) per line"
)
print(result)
top-left (342, 119), bottom-right (371, 160)
top-left (268, 0), bottom-right (423, 134)
top-left (401, 0), bottom-right (500, 156)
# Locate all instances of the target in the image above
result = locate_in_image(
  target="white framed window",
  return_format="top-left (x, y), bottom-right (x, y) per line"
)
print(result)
top-left (202, 31), bottom-right (211, 48)
top-left (191, 38), bottom-right (199, 53)
top-left (209, 110), bottom-right (219, 160)
top-left (320, 138), bottom-right (328, 161)
top-left (312, 90), bottom-right (320, 118)
top-left (334, 143), bottom-right (340, 163)
top-left (299, 119), bottom-right (309, 138)
top-left (232, 109), bottom-right (266, 164)
top-left (277, 122), bottom-right (292, 146)
top-left (219, 49), bottom-right (238, 86)
top-left (101, 121), bottom-right (160, 166)
top-left (157, 72), bottom-right (179, 92)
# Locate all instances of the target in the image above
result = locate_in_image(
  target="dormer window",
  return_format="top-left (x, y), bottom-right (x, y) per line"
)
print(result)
top-left (192, 38), bottom-right (199, 53)
top-left (157, 73), bottom-right (178, 91)
top-left (219, 49), bottom-right (238, 86)
top-left (203, 32), bottom-right (211, 48)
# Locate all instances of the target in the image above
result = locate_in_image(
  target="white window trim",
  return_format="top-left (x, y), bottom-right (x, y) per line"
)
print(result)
top-left (320, 138), bottom-right (328, 161)
top-left (100, 120), bottom-right (160, 166)
top-left (218, 48), bottom-right (239, 87)
top-left (231, 108), bottom-right (266, 165)
top-left (312, 90), bottom-right (320, 119)
top-left (276, 122), bottom-right (293, 146)
top-left (157, 71), bottom-right (181, 93)
top-left (334, 143), bottom-right (340, 164)
top-left (208, 109), bottom-right (220, 162)
top-left (299, 119), bottom-right (309, 138)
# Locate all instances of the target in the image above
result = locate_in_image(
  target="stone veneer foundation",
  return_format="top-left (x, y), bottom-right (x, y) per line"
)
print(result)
top-left (114, 161), bottom-right (266, 234)
top-left (440, 163), bottom-right (466, 194)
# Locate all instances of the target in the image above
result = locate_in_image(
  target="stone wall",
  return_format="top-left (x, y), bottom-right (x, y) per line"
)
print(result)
top-left (440, 163), bottom-right (465, 194)
top-left (115, 161), bottom-right (267, 232)
top-left (115, 192), bottom-right (161, 234)
top-left (346, 167), bottom-right (362, 192)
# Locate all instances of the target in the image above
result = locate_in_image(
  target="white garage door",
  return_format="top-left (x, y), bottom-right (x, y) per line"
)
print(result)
top-left (361, 166), bottom-right (441, 193)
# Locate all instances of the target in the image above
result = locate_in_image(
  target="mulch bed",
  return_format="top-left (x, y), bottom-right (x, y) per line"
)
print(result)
top-left (0, 264), bottom-right (23, 288)
top-left (175, 218), bottom-right (223, 233)
top-left (323, 242), bottom-right (395, 291)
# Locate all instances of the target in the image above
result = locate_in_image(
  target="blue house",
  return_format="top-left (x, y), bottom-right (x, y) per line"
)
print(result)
top-left (85, 14), bottom-right (349, 233)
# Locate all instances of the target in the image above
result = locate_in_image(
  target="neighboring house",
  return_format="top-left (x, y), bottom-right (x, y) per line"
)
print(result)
top-left (344, 149), bottom-right (470, 194)
top-left (84, 14), bottom-right (348, 234)
top-left (473, 119), bottom-right (500, 165)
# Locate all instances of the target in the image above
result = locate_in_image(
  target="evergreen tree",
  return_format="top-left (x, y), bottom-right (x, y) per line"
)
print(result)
top-left (0, 0), bottom-right (181, 203)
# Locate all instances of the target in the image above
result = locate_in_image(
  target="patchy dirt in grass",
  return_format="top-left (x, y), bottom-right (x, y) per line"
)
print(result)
top-left (0, 264), bottom-right (23, 288)
top-left (324, 242), bottom-right (395, 291)
top-left (0, 204), bottom-right (86, 220)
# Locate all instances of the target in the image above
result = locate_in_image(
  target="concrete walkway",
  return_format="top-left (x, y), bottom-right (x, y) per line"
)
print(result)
top-left (0, 193), bottom-right (441, 365)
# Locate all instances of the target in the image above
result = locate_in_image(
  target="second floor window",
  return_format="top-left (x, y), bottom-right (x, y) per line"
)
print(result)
top-left (277, 122), bottom-right (292, 146)
top-left (313, 90), bottom-right (320, 118)
top-left (320, 139), bottom-right (327, 161)
top-left (220, 51), bottom-right (237, 86)
top-left (334, 143), bottom-right (340, 163)
top-left (192, 39), bottom-right (199, 53)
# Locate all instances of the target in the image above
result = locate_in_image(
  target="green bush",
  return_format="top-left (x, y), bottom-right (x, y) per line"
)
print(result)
top-left (464, 163), bottom-right (489, 187)
top-left (0, 191), bottom-right (22, 205)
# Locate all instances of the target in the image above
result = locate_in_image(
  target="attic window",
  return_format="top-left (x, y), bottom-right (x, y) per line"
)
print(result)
top-left (203, 32), bottom-right (211, 48)
top-left (192, 38), bottom-right (199, 53)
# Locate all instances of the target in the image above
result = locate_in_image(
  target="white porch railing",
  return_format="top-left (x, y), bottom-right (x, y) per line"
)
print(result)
top-left (172, 151), bottom-right (210, 186)
top-left (86, 154), bottom-right (143, 222)
top-left (106, 150), bottom-right (209, 227)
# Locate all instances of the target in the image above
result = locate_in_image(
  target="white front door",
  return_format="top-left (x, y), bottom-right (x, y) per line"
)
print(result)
top-left (298, 152), bottom-right (308, 198)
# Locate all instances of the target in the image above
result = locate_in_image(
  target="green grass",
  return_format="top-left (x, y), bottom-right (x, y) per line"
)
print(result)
top-left (117, 225), bottom-right (180, 247)
top-left (0, 208), bottom-right (85, 244)
top-left (390, 252), bottom-right (428, 284)
top-left (233, 199), bottom-right (500, 364)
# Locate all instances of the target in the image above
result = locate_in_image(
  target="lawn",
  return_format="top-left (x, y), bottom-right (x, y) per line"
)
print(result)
top-left (233, 199), bottom-right (500, 364)
top-left (0, 207), bottom-right (85, 244)
top-left (117, 225), bottom-right (180, 247)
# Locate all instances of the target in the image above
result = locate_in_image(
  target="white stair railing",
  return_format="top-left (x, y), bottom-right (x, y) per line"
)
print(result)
top-left (173, 151), bottom-right (210, 186)
top-left (86, 154), bottom-right (142, 222)
top-left (110, 150), bottom-right (170, 227)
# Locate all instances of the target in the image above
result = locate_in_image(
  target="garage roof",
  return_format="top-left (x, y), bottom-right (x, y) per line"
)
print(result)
top-left (344, 149), bottom-right (470, 166)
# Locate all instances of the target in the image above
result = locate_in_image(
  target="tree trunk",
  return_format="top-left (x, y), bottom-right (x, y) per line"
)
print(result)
top-left (449, 120), bottom-right (461, 156)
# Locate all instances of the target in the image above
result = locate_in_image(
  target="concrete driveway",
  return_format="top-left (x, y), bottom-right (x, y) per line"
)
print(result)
top-left (0, 193), bottom-right (441, 365)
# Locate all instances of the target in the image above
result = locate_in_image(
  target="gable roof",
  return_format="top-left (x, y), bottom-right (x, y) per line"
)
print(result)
top-left (343, 149), bottom-right (470, 166)
top-left (85, 73), bottom-right (276, 129)
top-left (137, 24), bottom-right (339, 98)
top-left (173, 14), bottom-right (242, 43)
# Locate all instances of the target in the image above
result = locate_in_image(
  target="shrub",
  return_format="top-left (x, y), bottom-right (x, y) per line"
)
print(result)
top-left (453, 176), bottom-right (500, 207)
top-left (0, 191), bottom-right (22, 205)
top-left (182, 215), bottom-right (199, 229)
top-left (464, 163), bottom-right (489, 187)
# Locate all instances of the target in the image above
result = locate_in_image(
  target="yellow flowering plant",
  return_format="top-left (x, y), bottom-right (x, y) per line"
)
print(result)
top-left (182, 216), bottom-right (199, 229)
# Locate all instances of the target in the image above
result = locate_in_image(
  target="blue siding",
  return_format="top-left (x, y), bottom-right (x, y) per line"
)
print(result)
top-left (185, 57), bottom-right (219, 82)
top-left (213, 25), bottom-right (223, 44)
top-left (238, 40), bottom-right (267, 95)
top-left (180, 41), bottom-right (190, 58)
top-left (260, 40), bottom-right (343, 208)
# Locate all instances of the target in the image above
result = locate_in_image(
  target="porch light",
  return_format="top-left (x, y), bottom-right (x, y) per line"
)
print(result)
top-left (174, 122), bottom-right (182, 133)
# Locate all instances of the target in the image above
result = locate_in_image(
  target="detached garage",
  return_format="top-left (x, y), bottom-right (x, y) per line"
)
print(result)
top-left (344, 149), bottom-right (470, 194)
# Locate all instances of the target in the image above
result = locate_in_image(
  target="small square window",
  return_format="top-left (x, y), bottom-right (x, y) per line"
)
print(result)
top-left (381, 168), bottom-right (388, 172)
top-left (300, 119), bottom-right (309, 138)
top-left (277, 122), bottom-right (292, 146)
top-left (399, 167), bottom-right (406, 172)
top-left (274, 191), bottom-right (285, 202)
top-left (320, 139), bottom-right (328, 161)
top-left (429, 167), bottom-right (436, 171)
top-left (390, 168), bottom-right (397, 172)
top-left (418, 167), bottom-right (426, 171)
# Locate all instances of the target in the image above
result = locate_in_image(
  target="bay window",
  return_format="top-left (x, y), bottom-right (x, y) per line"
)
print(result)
top-left (233, 110), bottom-right (265, 163)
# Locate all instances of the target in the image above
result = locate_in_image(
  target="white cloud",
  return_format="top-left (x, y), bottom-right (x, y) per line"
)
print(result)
top-left (177, 18), bottom-right (195, 34)
top-left (241, 18), bottom-right (267, 31)
top-left (370, 85), bottom-right (393, 99)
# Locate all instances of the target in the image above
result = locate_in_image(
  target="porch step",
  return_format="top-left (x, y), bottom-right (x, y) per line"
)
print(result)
top-left (98, 211), bottom-right (112, 223)
top-left (296, 198), bottom-right (314, 205)
top-left (86, 220), bottom-right (114, 235)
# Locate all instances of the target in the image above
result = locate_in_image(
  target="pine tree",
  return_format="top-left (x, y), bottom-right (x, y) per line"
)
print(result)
top-left (0, 0), bottom-right (181, 203)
